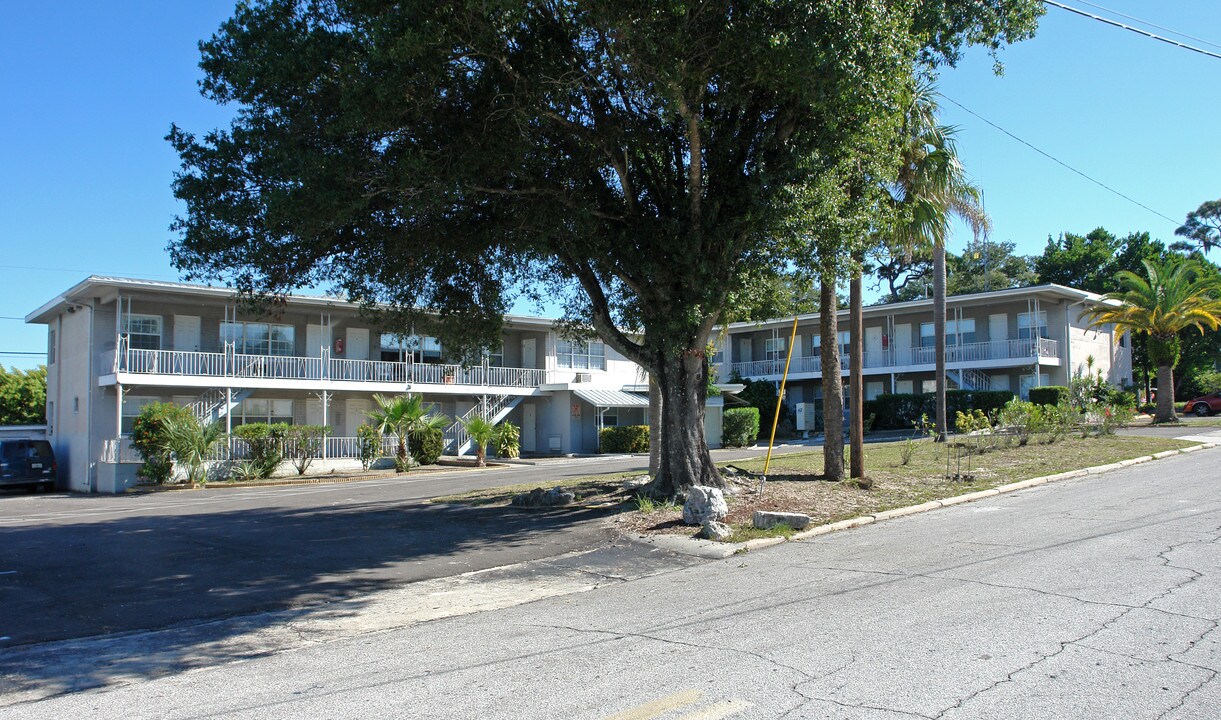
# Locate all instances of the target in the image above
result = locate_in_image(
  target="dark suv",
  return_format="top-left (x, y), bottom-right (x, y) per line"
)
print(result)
top-left (0, 439), bottom-right (57, 492)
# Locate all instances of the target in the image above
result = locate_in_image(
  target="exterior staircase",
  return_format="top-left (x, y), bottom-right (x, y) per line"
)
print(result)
top-left (946, 367), bottom-right (991, 392)
top-left (188, 388), bottom-right (254, 425)
top-left (444, 394), bottom-right (523, 456)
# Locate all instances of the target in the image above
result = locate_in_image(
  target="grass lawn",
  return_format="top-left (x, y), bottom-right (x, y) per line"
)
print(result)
top-left (433, 434), bottom-right (1198, 543)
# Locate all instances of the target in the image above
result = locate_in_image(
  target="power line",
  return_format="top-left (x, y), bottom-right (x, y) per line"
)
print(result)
top-left (1042, 1), bottom-right (1221, 61)
top-left (940, 95), bottom-right (1181, 228)
top-left (0, 264), bottom-right (180, 280)
top-left (1070, 0), bottom-right (1221, 51)
top-left (0, 316), bottom-right (27, 320)
top-left (0, 351), bottom-right (46, 356)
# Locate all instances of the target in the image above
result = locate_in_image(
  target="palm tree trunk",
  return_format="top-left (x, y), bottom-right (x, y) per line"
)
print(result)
top-left (849, 262), bottom-right (864, 479)
top-left (821, 274), bottom-right (844, 481)
top-left (1155, 364), bottom-right (1177, 423)
top-left (933, 242), bottom-right (948, 441)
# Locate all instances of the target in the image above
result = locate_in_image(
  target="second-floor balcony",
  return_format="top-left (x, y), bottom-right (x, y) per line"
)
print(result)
top-left (106, 345), bottom-right (548, 389)
top-left (729, 337), bottom-right (1059, 379)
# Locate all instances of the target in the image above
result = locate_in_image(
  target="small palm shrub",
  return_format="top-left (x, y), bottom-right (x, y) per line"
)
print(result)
top-left (131, 402), bottom-right (194, 484)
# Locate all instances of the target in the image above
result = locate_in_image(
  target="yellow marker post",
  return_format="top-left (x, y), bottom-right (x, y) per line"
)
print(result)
top-left (763, 316), bottom-right (799, 475)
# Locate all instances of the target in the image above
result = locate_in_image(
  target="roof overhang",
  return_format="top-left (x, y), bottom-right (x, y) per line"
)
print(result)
top-left (572, 388), bottom-right (649, 409)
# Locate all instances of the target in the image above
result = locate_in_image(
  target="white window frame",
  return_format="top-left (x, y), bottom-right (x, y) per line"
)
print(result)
top-left (764, 337), bottom-right (786, 361)
top-left (222, 321), bottom-right (296, 356)
top-left (557, 339), bottom-right (606, 370)
top-left (124, 314), bottom-right (163, 351)
top-left (1017, 311), bottom-right (1049, 340)
top-left (233, 398), bottom-right (295, 426)
top-left (811, 332), bottom-right (850, 356)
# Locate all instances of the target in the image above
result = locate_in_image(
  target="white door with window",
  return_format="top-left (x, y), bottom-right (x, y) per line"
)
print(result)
top-left (865, 326), bottom-right (883, 366)
top-left (346, 328), bottom-right (370, 361)
top-left (522, 338), bottom-right (537, 369)
top-left (346, 399), bottom-right (371, 436)
top-left (989, 313), bottom-right (1008, 358)
top-left (306, 398), bottom-right (325, 426)
top-left (173, 315), bottom-right (201, 352)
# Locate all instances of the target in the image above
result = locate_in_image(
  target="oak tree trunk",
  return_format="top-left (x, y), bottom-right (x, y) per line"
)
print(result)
top-left (644, 347), bottom-right (723, 499)
top-left (849, 265), bottom-right (865, 479)
top-left (821, 276), bottom-right (845, 481)
top-left (648, 375), bottom-right (662, 475)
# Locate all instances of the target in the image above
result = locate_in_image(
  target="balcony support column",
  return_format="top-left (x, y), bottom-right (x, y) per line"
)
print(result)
top-left (116, 383), bottom-right (123, 440)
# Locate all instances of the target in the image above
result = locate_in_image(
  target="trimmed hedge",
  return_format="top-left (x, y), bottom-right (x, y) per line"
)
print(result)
top-left (722, 407), bottom-right (761, 447)
top-left (1028, 385), bottom-right (1070, 407)
top-left (862, 390), bottom-right (1015, 430)
top-left (409, 428), bottom-right (445, 466)
top-left (599, 425), bottom-right (650, 453)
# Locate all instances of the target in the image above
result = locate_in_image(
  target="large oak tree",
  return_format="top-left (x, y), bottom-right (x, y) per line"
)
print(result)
top-left (170, 0), bottom-right (1041, 496)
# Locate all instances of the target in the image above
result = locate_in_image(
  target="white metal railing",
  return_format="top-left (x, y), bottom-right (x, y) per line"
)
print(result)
top-left (114, 342), bottom-right (546, 389)
top-left (731, 337), bottom-right (1060, 378)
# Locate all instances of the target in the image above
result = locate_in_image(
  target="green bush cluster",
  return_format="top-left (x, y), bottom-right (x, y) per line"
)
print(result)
top-left (599, 425), bottom-right (650, 453)
top-left (356, 423), bottom-right (382, 470)
top-left (131, 402), bottom-right (194, 484)
top-left (494, 421), bottom-right (521, 458)
top-left (722, 407), bottom-right (761, 448)
top-left (285, 425), bottom-right (330, 475)
top-left (862, 390), bottom-right (1014, 430)
top-left (232, 422), bottom-right (289, 478)
top-left (1027, 386), bottom-right (1069, 407)
top-left (409, 427), bottom-right (445, 466)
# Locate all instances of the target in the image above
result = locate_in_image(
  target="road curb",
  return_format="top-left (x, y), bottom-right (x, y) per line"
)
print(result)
top-left (645, 440), bottom-right (1217, 558)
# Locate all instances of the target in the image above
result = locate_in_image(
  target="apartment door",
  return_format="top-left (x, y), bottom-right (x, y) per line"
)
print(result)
top-left (739, 338), bottom-right (752, 365)
top-left (894, 324), bottom-right (912, 365)
top-left (864, 326), bottom-right (883, 367)
top-left (989, 313), bottom-right (1008, 358)
top-left (521, 338), bottom-right (537, 369)
top-left (346, 328), bottom-right (370, 361)
top-left (173, 315), bottom-right (200, 352)
top-left (305, 398), bottom-right (325, 426)
top-left (306, 324), bottom-right (326, 358)
top-left (346, 398), bottom-right (371, 436)
top-left (521, 403), bottom-right (537, 452)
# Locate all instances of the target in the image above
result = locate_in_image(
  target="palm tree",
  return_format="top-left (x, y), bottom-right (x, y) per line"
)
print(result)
top-left (367, 393), bottom-right (430, 472)
top-left (461, 416), bottom-right (497, 467)
top-left (160, 415), bottom-right (227, 487)
top-left (889, 83), bottom-right (990, 440)
top-left (1085, 258), bottom-right (1221, 423)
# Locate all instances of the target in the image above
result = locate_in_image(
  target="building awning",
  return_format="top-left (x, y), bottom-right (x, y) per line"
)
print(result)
top-left (572, 388), bottom-right (649, 409)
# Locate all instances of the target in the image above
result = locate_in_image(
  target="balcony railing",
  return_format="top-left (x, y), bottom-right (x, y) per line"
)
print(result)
top-left (730, 337), bottom-right (1059, 378)
top-left (114, 344), bottom-right (547, 389)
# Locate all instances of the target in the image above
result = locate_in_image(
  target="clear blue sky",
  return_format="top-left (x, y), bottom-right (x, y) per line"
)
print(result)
top-left (2, 1), bottom-right (1219, 370)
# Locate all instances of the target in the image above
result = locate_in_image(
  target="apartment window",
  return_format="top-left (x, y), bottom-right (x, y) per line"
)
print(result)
top-left (602, 409), bottom-right (619, 427)
top-left (1020, 373), bottom-right (1051, 399)
top-left (920, 319), bottom-right (976, 347)
top-left (487, 342), bottom-right (504, 367)
top-left (1017, 311), bottom-right (1049, 340)
top-left (811, 332), bottom-right (850, 357)
top-left (764, 337), bottom-right (786, 361)
top-left (557, 339), bottom-right (606, 370)
top-left (222, 322), bottom-right (296, 356)
top-left (234, 398), bottom-right (294, 426)
top-left (121, 396), bottom-right (160, 434)
top-left (124, 315), bottom-right (163, 350)
top-left (47, 329), bottom-right (56, 365)
top-left (381, 333), bottom-right (407, 362)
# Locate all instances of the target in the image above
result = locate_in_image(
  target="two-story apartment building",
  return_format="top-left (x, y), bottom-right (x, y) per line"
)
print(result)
top-left (715, 284), bottom-right (1131, 413)
top-left (27, 276), bottom-right (727, 493)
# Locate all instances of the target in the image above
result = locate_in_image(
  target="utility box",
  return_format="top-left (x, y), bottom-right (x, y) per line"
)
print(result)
top-left (794, 402), bottom-right (818, 432)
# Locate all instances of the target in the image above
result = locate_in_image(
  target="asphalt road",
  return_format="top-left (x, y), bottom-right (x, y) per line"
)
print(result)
top-left (5, 440), bottom-right (1218, 718)
top-left (0, 444), bottom-right (810, 647)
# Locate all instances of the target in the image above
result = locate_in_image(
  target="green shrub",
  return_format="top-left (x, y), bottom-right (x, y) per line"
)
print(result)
top-left (286, 425), bottom-right (329, 475)
top-left (130, 401), bottom-right (194, 484)
top-left (232, 422), bottom-right (288, 478)
top-left (736, 378), bottom-right (791, 430)
top-left (862, 390), bottom-right (1014, 430)
top-left (409, 427), bottom-right (444, 466)
top-left (1028, 386), bottom-right (1069, 407)
top-left (356, 423), bottom-right (382, 470)
top-left (722, 407), bottom-right (761, 448)
top-left (599, 425), bottom-right (650, 453)
top-left (1179, 369), bottom-right (1221, 400)
top-left (494, 421), bottom-right (521, 458)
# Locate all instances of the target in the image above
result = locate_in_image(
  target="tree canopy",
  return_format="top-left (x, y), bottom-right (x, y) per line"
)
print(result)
top-left (1176, 198), bottom-right (1221, 255)
top-left (0, 366), bottom-right (46, 426)
top-left (170, 0), bottom-right (1042, 493)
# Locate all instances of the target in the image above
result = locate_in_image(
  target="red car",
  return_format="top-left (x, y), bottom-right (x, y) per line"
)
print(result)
top-left (1184, 392), bottom-right (1221, 417)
